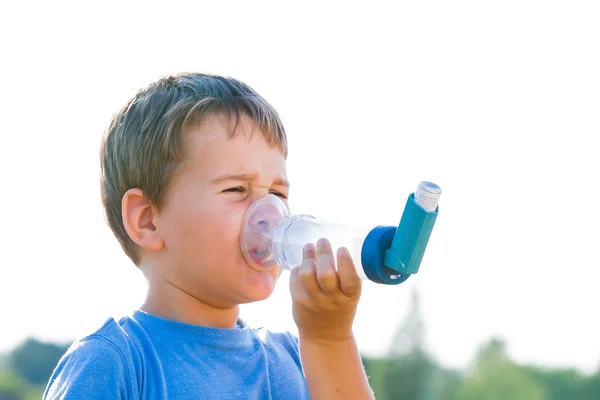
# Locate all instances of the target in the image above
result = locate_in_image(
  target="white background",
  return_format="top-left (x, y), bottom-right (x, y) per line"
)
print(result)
top-left (1, 0), bottom-right (599, 373)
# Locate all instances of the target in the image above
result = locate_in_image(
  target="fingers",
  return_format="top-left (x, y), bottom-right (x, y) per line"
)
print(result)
top-left (316, 238), bottom-right (340, 295)
top-left (291, 239), bottom-right (360, 299)
top-left (289, 239), bottom-right (362, 343)
top-left (296, 243), bottom-right (324, 299)
top-left (337, 247), bottom-right (362, 299)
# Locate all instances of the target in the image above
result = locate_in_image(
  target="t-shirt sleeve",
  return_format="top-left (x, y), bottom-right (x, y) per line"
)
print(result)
top-left (274, 331), bottom-right (305, 372)
top-left (43, 335), bottom-right (135, 400)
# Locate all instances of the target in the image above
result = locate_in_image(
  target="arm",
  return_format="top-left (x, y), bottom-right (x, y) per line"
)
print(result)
top-left (299, 335), bottom-right (373, 400)
top-left (290, 240), bottom-right (375, 400)
top-left (43, 335), bottom-right (133, 400)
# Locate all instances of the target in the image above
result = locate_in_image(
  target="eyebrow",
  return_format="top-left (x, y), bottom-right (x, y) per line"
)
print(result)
top-left (211, 173), bottom-right (290, 188)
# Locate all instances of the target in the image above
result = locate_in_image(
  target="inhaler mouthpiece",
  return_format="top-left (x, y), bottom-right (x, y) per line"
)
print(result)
top-left (240, 195), bottom-right (290, 271)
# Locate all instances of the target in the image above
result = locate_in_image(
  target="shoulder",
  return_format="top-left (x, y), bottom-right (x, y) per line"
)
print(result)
top-left (43, 317), bottom-right (141, 400)
top-left (251, 328), bottom-right (309, 397)
top-left (257, 327), bottom-right (299, 348)
top-left (253, 326), bottom-right (302, 360)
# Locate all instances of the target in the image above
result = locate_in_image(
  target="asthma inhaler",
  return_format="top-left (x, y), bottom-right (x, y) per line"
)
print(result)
top-left (240, 182), bottom-right (441, 285)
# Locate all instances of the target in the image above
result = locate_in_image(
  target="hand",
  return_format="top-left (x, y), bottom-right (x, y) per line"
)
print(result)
top-left (290, 238), bottom-right (362, 343)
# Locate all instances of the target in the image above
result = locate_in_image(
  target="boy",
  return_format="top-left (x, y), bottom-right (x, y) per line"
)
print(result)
top-left (43, 73), bottom-right (374, 399)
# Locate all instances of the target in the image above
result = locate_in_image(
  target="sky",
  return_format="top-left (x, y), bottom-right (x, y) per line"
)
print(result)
top-left (1, 0), bottom-right (599, 374)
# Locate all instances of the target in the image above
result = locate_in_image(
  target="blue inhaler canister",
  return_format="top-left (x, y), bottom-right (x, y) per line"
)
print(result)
top-left (361, 182), bottom-right (441, 285)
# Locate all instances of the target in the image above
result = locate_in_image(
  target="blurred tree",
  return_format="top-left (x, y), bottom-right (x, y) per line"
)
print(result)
top-left (0, 369), bottom-right (26, 400)
top-left (455, 338), bottom-right (547, 400)
top-left (382, 352), bottom-right (435, 400)
top-left (389, 289), bottom-right (426, 357)
top-left (24, 385), bottom-right (47, 400)
top-left (430, 366), bottom-right (462, 400)
top-left (362, 356), bottom-right (388, 400)
top-left (7, 338), bottom-right (70, 385)
top-left (581, 369), bottom-right (600, 399)
top-left (523, 365), bottom-right (586, 400)
top-left (380, 288), bottom-right (437, 400)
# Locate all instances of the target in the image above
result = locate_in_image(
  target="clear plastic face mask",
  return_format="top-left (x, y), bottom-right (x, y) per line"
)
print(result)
top-left (240, 194), bottom-right (290, 271)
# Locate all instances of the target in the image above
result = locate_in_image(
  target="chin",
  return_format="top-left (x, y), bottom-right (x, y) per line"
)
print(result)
top-left (234, 256), bottom-right (281, 302)
top-left (242, 271), bottom-right (279, 303)
top-left (244, 289), bottom-right (275, 304)
top-left (236, 288), bottom-right (275, 305)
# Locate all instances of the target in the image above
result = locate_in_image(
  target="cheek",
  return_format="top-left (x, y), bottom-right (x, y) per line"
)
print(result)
top-left (160, 192), bottom-right (247, 265)
top-left (189, 205), bottom-right (246, 261)
top-left (206, 214), bottom-right (241, 252)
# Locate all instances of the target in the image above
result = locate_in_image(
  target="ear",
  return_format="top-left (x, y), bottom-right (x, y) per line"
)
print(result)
top-left (122, 188), bottom-right (164, 252)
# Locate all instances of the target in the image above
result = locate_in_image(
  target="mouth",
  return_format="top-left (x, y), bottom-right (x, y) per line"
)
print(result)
top-left (246, 246), bottom-right (279, 271)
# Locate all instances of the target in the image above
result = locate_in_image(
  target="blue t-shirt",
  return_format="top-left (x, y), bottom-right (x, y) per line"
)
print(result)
top-left (43, 310), bottom-right (310, 399)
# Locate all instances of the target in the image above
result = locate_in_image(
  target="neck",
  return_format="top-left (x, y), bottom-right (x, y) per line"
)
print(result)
top-left (141, 278), bottom-right (240, 329)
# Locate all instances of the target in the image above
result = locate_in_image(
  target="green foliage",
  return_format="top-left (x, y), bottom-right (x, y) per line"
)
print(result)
top-left (582, 370), bottom-right (600, 398)
top-left (0, 368), bottom-right (47, 400)
top-left (373, 289), bottom-right (437, 400)
top-left (360, 290), bottom-right (600, 400)
top-left (380, 352), bottom-right (435, 400)
top-left (24, 385), bottom-right (46, 400)
top-left (0, 369), bottom-right (26, 400)
top-left (7, 338), bottom-right (70, 385)
top-left (431, 366), bottom-right (462, 400)
top-left (455, 339), bottom-right (547, 400)
top-left (363, 356), bottom-right (388, 399)
top-left (523, 365), bottom-right (586, 400)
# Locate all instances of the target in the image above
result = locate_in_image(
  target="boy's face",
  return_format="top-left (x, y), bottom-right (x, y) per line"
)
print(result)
top-left (153, 113), bottom-right (289, 308)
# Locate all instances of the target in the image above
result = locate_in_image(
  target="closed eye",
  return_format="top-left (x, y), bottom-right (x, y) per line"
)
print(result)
top-left (270, 191), bottom-right (288, 199)
top-left (223, 187), bottom-right (246, 194)
top-left (222, 187), bottom-right (287, 199)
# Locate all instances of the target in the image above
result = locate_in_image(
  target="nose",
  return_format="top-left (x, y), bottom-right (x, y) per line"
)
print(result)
top-left (246, 194), bottom-right (287, 235)
top-left (257, 219), bottom-right (271, 231)
top-left (248, 203), bottom-right (281, 234)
